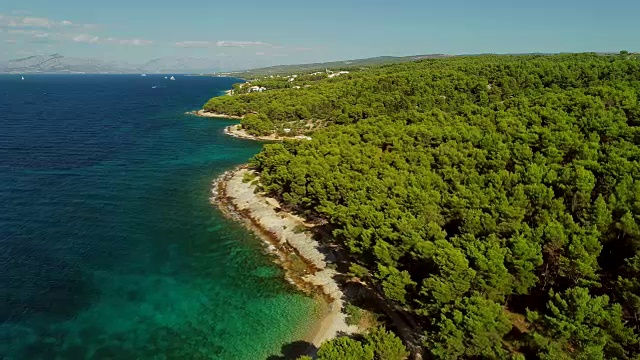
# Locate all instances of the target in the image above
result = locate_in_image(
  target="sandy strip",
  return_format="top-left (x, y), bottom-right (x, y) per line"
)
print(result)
top-left (186, 111), bottom-right (312, 142)
top-left (185, 109), bottom-right (244, 120)
top-left (224, 124), bottom-right (312, 142)
top-left (212, 168), bottom-right (356, 348)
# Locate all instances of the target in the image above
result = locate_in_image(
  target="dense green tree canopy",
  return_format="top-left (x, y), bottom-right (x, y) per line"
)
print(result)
top-left (209, 54), bottom-right (640, 358)
top-left (310, 327), bottom-right (408, 360)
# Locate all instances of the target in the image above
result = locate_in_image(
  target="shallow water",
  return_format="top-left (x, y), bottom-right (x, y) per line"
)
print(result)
top-left (0, 74), bottom-right (319, 359)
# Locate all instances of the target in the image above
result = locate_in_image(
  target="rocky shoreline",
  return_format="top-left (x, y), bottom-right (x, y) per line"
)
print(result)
top-left (224, 124), bottom-right (313, 142)
top-left (186, 109), bottom-right (313, 142)
top-left (186, 109), bottom-right (244, 120)
top-left (212, 167), bottom-right (357, 349)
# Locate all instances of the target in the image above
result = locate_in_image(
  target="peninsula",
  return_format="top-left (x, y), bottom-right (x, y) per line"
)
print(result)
top-left (186, 109), bottom-right (244, 120)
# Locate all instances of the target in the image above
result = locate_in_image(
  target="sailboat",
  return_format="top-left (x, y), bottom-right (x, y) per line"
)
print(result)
top-left (169, 76), bottom-right (175, 81)
top-left (21, 76), bottom-right (24, 80)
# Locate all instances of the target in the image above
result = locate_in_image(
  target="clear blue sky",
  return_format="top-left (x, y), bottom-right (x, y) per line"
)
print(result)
top-left (1, 0), bottom-right (638, 69)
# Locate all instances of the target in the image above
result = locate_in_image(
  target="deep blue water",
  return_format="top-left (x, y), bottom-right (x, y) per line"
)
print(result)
top-left (0, 75), bottom-right (318, 359)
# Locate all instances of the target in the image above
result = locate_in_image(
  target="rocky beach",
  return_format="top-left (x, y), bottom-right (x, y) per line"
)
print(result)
top-left (212, 167), bottom-right (358, 349)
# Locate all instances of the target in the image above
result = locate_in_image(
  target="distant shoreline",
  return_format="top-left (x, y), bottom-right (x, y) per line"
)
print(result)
top-left (186, 109), bottom-right (312, 141)
top-left (185, 109), bottom-right (244, 120)
top-left (223, 124), bottom-right (312, 142)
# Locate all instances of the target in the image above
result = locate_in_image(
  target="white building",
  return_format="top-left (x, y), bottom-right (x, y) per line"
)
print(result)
top-left (248, 86), bottom-right (267, 93)
top-left (328, 71), bottom-right (350, 78)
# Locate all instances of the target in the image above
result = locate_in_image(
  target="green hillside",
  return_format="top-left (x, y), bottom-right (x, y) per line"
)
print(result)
top-left (205, 53), bottom-right (640, 359)
top-left (213, 54), bottom-right (449, 79)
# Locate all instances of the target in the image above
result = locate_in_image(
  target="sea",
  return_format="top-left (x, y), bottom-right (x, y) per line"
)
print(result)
top-left (0, 74), bottom-right (319, 359)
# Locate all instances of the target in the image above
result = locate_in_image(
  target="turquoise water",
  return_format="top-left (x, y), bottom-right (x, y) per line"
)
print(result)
top-left (0, 75), bottom-right (318, 359)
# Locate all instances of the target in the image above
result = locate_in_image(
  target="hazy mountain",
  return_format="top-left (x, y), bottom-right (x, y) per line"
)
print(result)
top-left (0, 54), bottom-right (223, 74)
top-left (1, 54), bottom-right (138, 74)
top-left (138, 57), bottom-right (222, 74)
top-left (0, 53), bottom-right (450, 75)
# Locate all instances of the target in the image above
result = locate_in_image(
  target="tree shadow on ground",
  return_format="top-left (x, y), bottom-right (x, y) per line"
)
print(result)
top-left (266, 340), bottom-right (317, 360)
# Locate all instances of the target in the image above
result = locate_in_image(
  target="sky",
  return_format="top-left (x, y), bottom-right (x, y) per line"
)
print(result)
top-left (1, 0), bottom-right (639, 70)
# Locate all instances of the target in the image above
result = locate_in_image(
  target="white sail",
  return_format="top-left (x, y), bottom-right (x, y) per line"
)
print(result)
top-left (169, 76), bottom-right (175, 80)
top-left (21, 76), bottom-right (24, 80)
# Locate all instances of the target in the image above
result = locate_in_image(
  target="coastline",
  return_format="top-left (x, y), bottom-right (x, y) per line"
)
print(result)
top-left (186, 108), bottom-right (313, 142)
top-left (186, 109), bottom-right (244, 120)
top-left (200, 89), bottom-right (421, 358)
top-left (212, 167), bottom-right (357, 350)
top-left (224, 124), bottom-right (313, 142)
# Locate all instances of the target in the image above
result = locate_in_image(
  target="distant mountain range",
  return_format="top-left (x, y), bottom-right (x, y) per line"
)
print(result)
top-left (0, 53), bottom-right (452, 75)
top-left (0, 54), bottom-right (224, 74)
